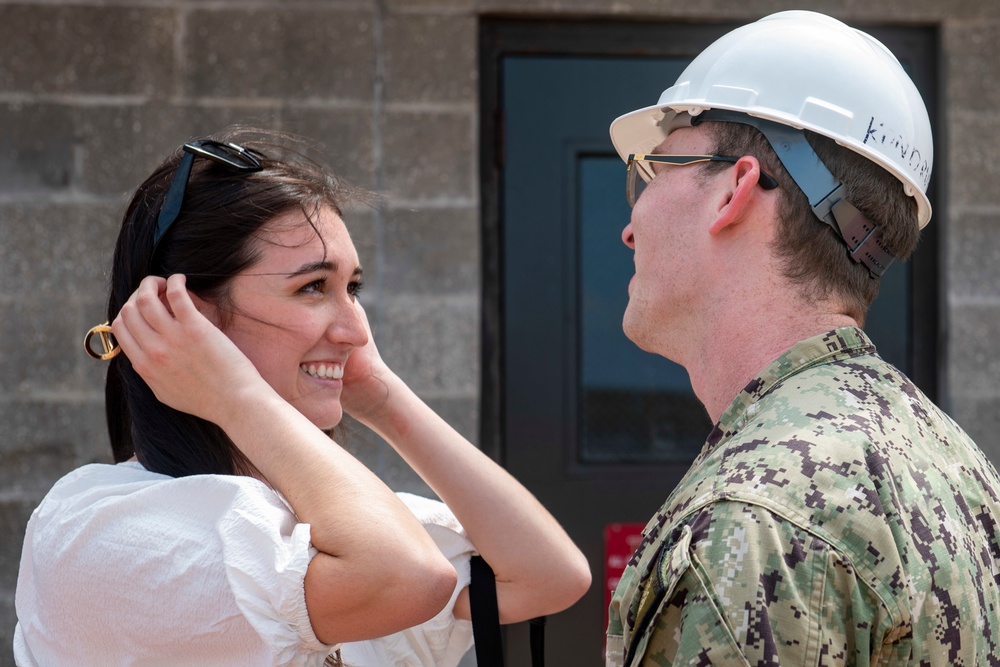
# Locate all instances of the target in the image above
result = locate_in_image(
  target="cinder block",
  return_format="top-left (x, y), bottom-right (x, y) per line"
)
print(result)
top-left (381, 109), bottom-right (475, 201)
top-left (0, 299), bottom-right (80, 396)
top-left (384, 0), bottom-right (475, 10)
top-left (382, 205), bottom-right (479, 295)
top-left (947, 302), bottom-right (1000, 398)
top-left (183, 8), bottom-right (375, 101)
top-left (0, 396), bottom-right (111, 460)
top-left (0, 202), bottom-right (120, 299)
top-left (424, 394), bottom-right (480, 445)
top-left (0, 496), bottom-right (36, 577)
top-left (340, 208), bottom-right (380, 292)
top-left (1, 606), bottom-right (15, 667)
top-left (74, 104), bottom-right (285, 197)
top-left (278, 107), bottom-right (377, 190)
top-left (378, 293), bottom-right (478, 394)
top-left (384, 14), bottom-right (476, 103)
top-left (0, 5), bottom-right (174, 96)
top-left (948, 112), bottom-right (1000, 208)
top-left (1, 495), bottom-right (38, 667)
top-left (949, 395), bottom-right (1000, 464)
top-left (472, 1), bottom-right (993, 21)
top-left (947, 209), bottom-right (1000, 299)
top-left (842, 0), bottom-right (1000, 20)
top-left (945, 22), bottom-right (1000, 114)
top-left (0, 400), bottom-right (108, 495)
top-left (0, 103), bottom-right (76, 193)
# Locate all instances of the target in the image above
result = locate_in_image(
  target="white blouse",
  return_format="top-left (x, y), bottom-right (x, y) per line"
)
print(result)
top-left (14, 462), bottom-right (473, 667)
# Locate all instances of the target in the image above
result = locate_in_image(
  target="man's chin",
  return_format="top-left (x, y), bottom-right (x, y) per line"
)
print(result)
top-left (621, 306), bottom-right (643, 345)
top-left (622, 308), bottom-right (662, 355)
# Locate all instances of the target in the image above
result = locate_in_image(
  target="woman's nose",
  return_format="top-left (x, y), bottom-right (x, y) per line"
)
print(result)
top-left (328, 300), bottom-right (369, 348)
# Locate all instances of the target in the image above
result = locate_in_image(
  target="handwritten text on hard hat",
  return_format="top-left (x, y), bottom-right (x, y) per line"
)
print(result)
top-left (863, 116), bottom-right (931, 189)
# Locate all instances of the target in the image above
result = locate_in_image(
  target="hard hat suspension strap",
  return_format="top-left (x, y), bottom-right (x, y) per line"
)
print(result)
top-left (690, 109), bottom-right (893, 277)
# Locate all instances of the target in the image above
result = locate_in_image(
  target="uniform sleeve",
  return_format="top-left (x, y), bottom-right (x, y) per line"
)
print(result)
top-left (630, 502), bottom-right (888, 666)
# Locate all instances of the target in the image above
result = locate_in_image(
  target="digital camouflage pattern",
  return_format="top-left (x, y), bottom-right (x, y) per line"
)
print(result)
top-left (607, 328), bottom-right (1000, 667)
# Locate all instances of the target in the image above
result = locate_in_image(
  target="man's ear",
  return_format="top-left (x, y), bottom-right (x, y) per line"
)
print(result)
top-left (708, 156), bottom-right (769, 236)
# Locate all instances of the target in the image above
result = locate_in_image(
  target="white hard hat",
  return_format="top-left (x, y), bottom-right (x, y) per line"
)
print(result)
top-left (609, 10), bottom-right (933, 230)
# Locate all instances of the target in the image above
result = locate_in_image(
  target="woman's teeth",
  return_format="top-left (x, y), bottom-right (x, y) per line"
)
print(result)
top-left (301, 363), bottom-right (344, 380)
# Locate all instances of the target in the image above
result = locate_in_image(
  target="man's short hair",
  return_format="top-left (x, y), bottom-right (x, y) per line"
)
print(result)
top-left (701, 120), bottom-right (921, 324)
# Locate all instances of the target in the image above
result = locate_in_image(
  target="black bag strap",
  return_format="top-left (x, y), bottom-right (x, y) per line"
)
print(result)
top-left (470, 555), bottom-right (503, 667)
top-left (470, 555), bottom-right (546, 667)
top-left (529, 615), bottom-right (546, 665)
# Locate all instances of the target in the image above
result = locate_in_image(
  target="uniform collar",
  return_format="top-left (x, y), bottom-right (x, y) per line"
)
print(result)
top-left (706, 327), bottom-right (876, 448)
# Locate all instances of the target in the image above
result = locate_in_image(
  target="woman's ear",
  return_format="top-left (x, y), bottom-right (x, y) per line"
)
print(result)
top-left (190, 293), bottom-right (223, 328)
top-left (708, 156), bottom-right (768, 236)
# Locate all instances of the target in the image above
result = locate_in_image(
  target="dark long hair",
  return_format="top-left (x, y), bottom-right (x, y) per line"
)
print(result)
top-left (105, 127), bottom-right (369, 477)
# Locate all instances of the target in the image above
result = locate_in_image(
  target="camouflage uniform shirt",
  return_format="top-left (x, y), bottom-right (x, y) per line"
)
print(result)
top-left (606, 327), bottom-right (1000, 666)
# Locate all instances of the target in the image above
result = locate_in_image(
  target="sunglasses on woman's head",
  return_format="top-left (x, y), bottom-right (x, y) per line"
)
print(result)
top-left (151, 139), bottom-right (266, 258)
top-left (84, 139), bottom-right (267, 362)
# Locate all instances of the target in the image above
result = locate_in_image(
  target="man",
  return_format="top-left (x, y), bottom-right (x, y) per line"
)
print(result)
top-left (605, 10), bottom-right (1000, 667)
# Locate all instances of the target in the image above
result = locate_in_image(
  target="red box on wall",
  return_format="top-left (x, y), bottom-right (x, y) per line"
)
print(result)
top-left (603, 522), bottom-right (646, 632)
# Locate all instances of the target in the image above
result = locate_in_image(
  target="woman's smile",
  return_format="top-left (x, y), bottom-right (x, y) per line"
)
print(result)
top-left (300, 361), bottom-right (346, 381)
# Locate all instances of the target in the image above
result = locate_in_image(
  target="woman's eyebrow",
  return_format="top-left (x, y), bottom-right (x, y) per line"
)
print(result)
top-left (284, 261), bottom-right (364, 279)
top-left (286, 260), bottom-right (336, 278)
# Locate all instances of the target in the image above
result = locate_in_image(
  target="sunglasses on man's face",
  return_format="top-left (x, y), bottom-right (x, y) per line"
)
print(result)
top-left (625, 153), bottom-right (779, 208)
top-left (152, 139), bottom-right (266, 258)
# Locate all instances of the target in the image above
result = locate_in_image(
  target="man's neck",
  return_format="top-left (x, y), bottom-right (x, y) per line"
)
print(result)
top-left (680, 308), bottom-right (858, 423)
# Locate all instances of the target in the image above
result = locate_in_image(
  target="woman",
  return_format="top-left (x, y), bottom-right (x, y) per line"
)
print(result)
top-left (13, 130), bottom-right (590, 666)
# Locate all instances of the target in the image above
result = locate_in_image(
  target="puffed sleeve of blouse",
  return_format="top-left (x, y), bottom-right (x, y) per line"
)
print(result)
top-left (338, 492), bottom-right (475, 667)
top-left (216, 477), bottom-right (338, 665)
top-left (13, 462), bottom-right (335, 667)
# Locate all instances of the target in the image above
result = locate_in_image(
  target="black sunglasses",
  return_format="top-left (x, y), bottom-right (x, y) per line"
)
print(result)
top-left (152, 139), bottom-right (266, 258)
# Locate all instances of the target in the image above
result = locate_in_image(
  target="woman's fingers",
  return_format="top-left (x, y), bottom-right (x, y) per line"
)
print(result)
top-left (114, 275), bottom-right (193, 370)
top-left (131, 275), bottom-right (173, 332)
top-left (112, 277), bottom-right (161, 358)
top-left (108, 311), bottom-right (140, 358)
top-left (116, 275), bottom-right (208, 354)
top-left (164, 274), bottom-right (198, 321)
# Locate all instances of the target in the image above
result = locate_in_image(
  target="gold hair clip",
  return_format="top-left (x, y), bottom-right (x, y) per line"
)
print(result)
top-left (84, 322), bottom-right (120, 360)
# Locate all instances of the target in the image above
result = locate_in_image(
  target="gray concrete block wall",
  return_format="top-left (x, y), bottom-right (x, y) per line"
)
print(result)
top-left (943, 19), bottom-right (1000, 450)
top-left (2, 1), bottom-right (1000, 665)
top-left (0, 2), bottom-right (478, 661)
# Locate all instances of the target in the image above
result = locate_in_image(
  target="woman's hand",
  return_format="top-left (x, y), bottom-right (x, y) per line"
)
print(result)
top-left (111, 274), bottom-right (264, 426)
top-left (340, 300), bottom-right (397, 423)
